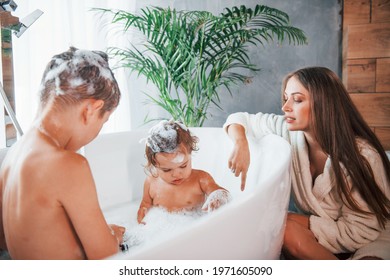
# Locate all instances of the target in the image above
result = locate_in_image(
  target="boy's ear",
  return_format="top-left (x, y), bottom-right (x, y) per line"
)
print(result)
top-left (82, 99), bottom-right (105, 124)
top-left (90, 99), bottom-right (104, 111)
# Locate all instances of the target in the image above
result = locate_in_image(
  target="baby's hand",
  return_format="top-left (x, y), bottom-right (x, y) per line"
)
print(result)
top-left (137, 207), bottom-right (148, 224)
top-left (202, 189), bottom-right (231, 212)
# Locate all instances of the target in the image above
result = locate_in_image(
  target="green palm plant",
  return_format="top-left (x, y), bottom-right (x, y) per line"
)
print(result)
top-left (96, 5), bottom-right (307, 126)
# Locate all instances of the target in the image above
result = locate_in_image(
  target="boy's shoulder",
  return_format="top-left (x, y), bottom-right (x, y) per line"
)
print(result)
top-left (47, 149), bottom-right (90, 176)
top-left (22, 148), bottom-right (91, 185)
top-left (32, 149), bottom-right (96, 201)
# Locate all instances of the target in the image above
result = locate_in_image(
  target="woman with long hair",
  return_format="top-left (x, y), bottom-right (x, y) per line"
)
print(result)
top-left (224, 67), bottom-right (390, 259)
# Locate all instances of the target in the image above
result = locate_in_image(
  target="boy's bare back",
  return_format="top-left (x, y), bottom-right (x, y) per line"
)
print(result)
top-left (1, 128), bottom-right (117, 259)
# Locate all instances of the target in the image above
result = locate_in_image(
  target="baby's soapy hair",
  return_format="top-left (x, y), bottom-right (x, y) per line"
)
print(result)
top-left (145, 120), bottom-right (199, 173)
top-left (39, 47), bottom-right (121, 114)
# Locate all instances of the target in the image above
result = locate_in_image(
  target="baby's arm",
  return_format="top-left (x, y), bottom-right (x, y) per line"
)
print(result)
top-left (199, 171), bottom-right (231, 212)
top-left (137, 177), bottom-right (154, 224)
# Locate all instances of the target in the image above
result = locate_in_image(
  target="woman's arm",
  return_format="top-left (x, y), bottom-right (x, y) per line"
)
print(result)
top-left (310, 145), bottom-right (390, 255)
top-left (224, 112), bottom-right (288, 190)
top-left (223, 112), bottom-right (289, 140)
top-left (352, 221), bottom-right (390, 260)
top-left (226, 124), bottom-right (250, 190)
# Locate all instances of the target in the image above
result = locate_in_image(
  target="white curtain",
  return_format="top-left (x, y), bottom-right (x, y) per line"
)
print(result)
top-left (12, 0), bottom-right (136, 134)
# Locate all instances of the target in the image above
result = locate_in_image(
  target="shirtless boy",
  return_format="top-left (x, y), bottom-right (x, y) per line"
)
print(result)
top-left (137, 120), bottom-right (231, 224)
top-left (0, 47), bottom-right (125, 259)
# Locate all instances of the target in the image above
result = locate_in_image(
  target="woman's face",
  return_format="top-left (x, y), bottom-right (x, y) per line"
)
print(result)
top-left (282, 76), bottom-right (312, 132)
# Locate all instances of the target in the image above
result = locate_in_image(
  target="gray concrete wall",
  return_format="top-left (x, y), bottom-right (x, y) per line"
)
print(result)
top-left (126, 0), bottom-right (342, 128)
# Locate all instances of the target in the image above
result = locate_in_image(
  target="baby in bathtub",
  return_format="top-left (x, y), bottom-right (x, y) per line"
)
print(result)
top-left (137, 120), bottom-right (231, 224)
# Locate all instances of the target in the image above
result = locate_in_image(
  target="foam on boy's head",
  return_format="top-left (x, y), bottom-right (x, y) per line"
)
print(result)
top-left (39, 47), bottom-right (121, 112)
top-left (146, 120), bottom-right (188, 153)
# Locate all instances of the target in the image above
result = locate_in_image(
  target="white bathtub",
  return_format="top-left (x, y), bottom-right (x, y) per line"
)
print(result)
top-left (83, 127), bottom-right (291, 260)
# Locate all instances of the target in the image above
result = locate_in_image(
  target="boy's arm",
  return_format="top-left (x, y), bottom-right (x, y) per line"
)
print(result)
top-left (137, 177), bottom-right (153, 224)
top-left (58, 153), bottom-right (123, 259)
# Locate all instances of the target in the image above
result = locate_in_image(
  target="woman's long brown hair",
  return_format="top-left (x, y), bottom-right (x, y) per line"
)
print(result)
top-left (282, 67), bottom-right (390, 228)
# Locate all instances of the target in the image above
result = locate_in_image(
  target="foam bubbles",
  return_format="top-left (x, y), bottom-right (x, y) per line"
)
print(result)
top-left (146, 120), bottom-right (180, 153)
top-left (73, 49), bottom-right (113, 80)
top-left (123, 207), bottom-right (205, 249)
top-left (171, 152), bottom-right (185, 163)
top-left (202, 189), bottom-right (232, 212)
top-left (69, 77), bottom-right (84, 88)
top-left (43, 48), bottom-right (114, 96)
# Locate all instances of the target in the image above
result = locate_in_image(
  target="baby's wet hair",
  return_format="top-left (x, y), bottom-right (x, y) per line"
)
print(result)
top-left (39, 46), bottom-right (121, 114)
top-left (144, 120), bottom-right (198, 174)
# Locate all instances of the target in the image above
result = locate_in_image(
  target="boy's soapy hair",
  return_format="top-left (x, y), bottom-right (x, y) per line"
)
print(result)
top-left (144, 120), bottom-right (198, 173)
top-left (39, 46), bottom-right (121, 115)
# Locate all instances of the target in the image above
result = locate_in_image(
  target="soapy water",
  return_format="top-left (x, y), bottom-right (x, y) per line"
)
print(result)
top-left (118, 207), bottom-right (207, 251)
top-left (106, 189), bottom-right (232, 253)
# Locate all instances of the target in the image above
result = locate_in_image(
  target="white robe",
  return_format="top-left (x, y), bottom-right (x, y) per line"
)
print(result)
top-left (224, 112), bottom-right (390, 259)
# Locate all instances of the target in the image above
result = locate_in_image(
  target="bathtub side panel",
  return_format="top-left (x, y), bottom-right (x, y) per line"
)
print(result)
top-left (83, 130), bottom-right (147, 210)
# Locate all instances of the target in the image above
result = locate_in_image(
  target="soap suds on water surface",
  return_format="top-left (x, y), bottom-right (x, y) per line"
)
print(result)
top-left (119, 207), bottom-right (206, 250)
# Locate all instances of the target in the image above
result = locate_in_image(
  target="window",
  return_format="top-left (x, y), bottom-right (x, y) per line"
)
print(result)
top-left (1, 0), bottom-right (137, 149)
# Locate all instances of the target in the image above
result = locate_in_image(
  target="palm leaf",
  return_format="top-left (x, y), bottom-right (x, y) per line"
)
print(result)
top-left (94, 4), bottom-right (307, 126)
